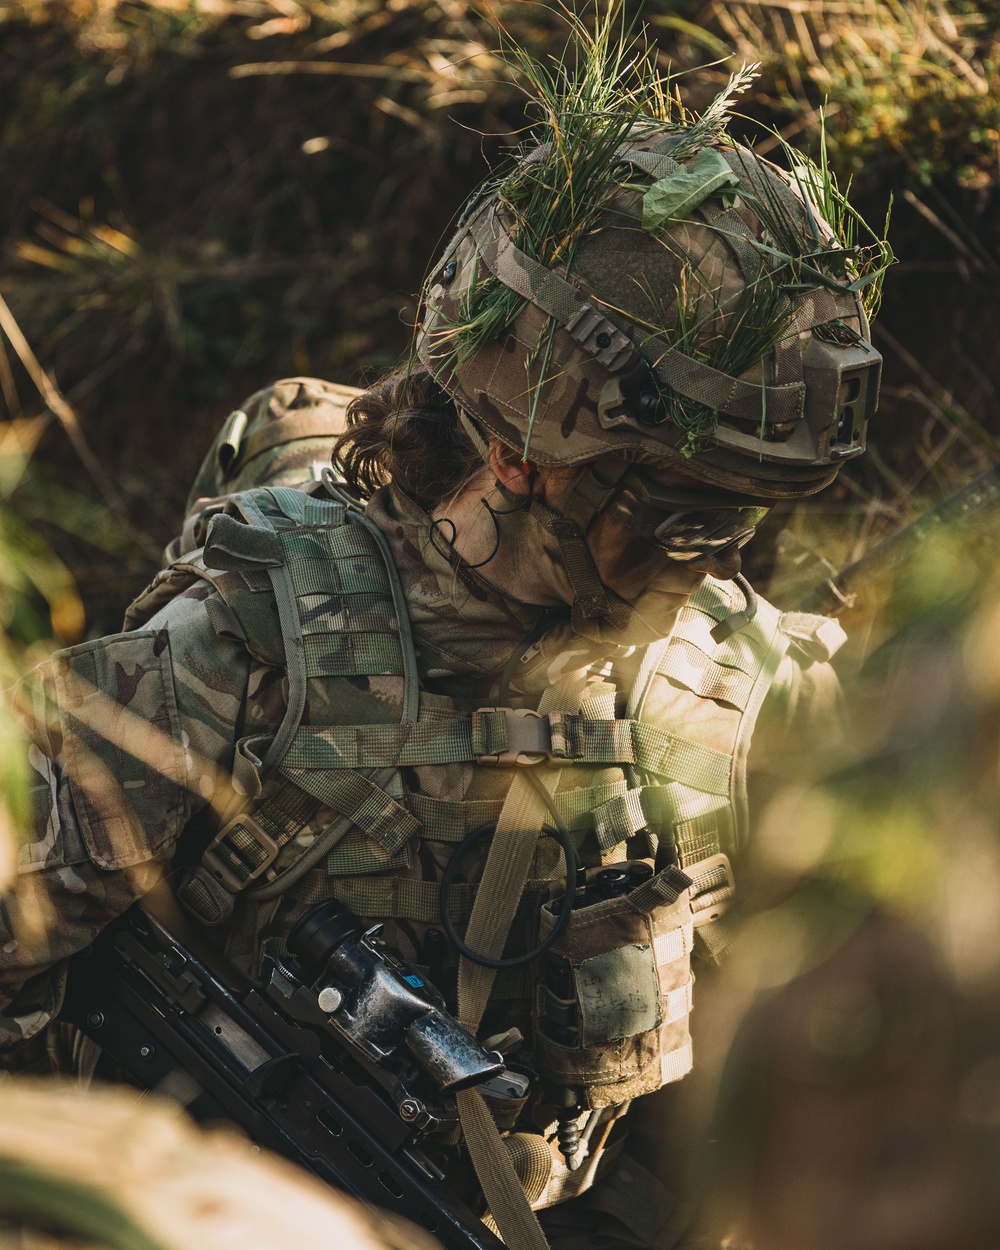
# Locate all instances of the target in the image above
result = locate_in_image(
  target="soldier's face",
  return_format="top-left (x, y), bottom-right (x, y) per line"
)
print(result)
top-left (488, 443), bottom-right (756, 611)
top-left (588, 507), bottom-right (740, 600)
top-left (541, 463), bottom-right (747, 605)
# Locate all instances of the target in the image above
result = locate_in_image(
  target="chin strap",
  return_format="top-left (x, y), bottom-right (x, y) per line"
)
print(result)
top-left (458, 411), bottom-right (635, 627)
top-left (528, 460), bottom-right (633, 623)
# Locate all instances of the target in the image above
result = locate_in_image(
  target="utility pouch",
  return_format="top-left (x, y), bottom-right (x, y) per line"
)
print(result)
top-left (533, 862), bottom-right (694, 1109)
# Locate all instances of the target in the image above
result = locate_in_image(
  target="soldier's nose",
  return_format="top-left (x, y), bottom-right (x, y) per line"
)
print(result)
top-left (685, 547), bottom-right (742, 580)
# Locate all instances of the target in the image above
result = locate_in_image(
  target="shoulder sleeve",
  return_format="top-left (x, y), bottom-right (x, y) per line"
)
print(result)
top-left (746, 611), bottom-right (848, 812)
top-left (0, 582), bottom-right (252, 1048)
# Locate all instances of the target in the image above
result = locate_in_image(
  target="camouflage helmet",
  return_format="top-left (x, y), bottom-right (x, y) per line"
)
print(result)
top-left (416, 99), bottom-right (889, 501)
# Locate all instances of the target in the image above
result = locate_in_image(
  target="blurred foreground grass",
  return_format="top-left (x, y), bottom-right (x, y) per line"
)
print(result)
top-left (679, 514), bottom-right (1000, 1250)
top-left (0, 415), bottom-right (85, 895)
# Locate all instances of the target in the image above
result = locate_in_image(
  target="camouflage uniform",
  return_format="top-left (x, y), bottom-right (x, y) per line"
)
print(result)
top-left (0, 103), bottom-right (874, 1247)
top-left (0, 476), bottom-right (841, 1050)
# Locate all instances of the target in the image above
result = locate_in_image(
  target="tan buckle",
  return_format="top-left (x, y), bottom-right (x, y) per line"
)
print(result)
top-left (202, 814), bottom-right (280, 893)
top-left (474, 707), bottom-right (553, 767)
top-left (685, 852), bottom-right (734, 928)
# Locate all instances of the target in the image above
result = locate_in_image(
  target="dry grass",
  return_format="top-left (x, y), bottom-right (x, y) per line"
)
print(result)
top-left (684, 0), bottom-right (1000, 188)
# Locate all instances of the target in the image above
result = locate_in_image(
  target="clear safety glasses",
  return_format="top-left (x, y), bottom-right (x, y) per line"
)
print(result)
top-left (614, 476), bottom-right (772, 563)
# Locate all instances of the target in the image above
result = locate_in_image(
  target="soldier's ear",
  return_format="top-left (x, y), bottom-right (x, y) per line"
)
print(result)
top-left (488, 441), bottom-right (534, 495)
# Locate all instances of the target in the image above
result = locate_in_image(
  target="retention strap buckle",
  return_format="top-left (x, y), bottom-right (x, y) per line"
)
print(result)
top-left (472, 707), bottom-right (554, 767)
top-left (201, 812), bottom-right (281, 893)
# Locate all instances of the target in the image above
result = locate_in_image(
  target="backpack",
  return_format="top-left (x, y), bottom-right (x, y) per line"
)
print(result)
top-left (164, 376), bottom-right (361, 564)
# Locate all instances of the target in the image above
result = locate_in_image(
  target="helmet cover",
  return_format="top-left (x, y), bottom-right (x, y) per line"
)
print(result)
top-left (416, 43), bottom-right (893, 500)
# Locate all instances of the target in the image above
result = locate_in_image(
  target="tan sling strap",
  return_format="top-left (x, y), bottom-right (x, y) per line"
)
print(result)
top-left (454, 671), bottom-right (592, 1250)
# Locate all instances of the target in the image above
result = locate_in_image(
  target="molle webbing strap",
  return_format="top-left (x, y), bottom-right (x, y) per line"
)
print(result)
top-left (278, 766), bottom-right (418, 855)
top-left (454, 671), bottom-right (591, 1250)
top-left (723, 146), bottom-right (813, 244)
top-left (786, 284), bottom-right (860, 334)
top-left (524, 461), bottom-right (631, 622)
top-left (281, 715), bottom-right (732, 791)
top-left (186, 487), bottom-right (420, 923)
top-left (624, 862), bottom-right (692, 914)
top-left (454, 1089), bottom-right (551, 1250)
top-left (290, 872), bottom-right (551, 928)
top-left (698, 201), bottom-right (769, 288)
top-left (546, 513), bottom-right (611, 621)
top-left (222, 489), bottom-right (347, 770)
top-left (592, 786), bottom-right (669, 852)
top-left (613, 577), bottom-right (792, 966)
top-left (615, 147), bottom-right (681, 181)
top-left (649, 344), bottom-right (804, 424)
top-left (673, 804), bottom-right (733, 865)
top-left (409, 780), bottom-right (630, 845)
top-left (655, 636), bottom-right (758, 709)
top-left (407, 793), bottom-right (505, 841)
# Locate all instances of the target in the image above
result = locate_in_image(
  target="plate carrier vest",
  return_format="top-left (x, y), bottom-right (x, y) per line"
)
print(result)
top-left (129, 478), bottom-right (794, 1074)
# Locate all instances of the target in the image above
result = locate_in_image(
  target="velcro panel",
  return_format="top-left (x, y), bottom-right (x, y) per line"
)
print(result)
top-left (575, 944), bottom-right (662, 1045)
top-left (47, 631), bottom-right (190, 869)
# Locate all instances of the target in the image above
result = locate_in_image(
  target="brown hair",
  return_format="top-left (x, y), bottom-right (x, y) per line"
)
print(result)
top-left (333, 364), bottom-right (484, 506)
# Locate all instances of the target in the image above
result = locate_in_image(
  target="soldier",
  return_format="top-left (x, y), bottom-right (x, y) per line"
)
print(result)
top-left (0, 35), bottom-right (890, 1250)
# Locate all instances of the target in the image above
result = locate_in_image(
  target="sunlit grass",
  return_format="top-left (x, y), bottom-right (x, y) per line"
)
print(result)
top-left (685, 0), bottom-right (1000, 188)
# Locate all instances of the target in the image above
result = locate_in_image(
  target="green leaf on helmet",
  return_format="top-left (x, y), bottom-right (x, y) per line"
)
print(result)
top-left (642, 148), bottom-right (742, 233)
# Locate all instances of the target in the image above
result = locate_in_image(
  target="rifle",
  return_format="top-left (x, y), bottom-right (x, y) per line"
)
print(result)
top-left (796, 462), bottom-right (1000, 618)
top-left (63, 901), bottom-right (518, 1250)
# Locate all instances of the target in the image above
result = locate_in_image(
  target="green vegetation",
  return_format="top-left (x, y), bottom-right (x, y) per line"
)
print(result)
top-left (696, 0), bottom-right (1000, 189)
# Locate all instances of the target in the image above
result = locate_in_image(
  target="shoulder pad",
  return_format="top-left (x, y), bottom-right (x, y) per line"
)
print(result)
top-left (32, 630), bottom-right (190, 869)
top-left (123, 553), bottom-right (214, 632)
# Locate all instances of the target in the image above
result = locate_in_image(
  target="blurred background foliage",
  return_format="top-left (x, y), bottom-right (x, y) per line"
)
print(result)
top-left (0, 0), bottom-right (997, 634)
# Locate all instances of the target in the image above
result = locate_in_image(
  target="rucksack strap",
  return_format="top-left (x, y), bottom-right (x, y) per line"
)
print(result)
top-left (454, 669), bottom-right (592, 1250)
top-left (178, 487), bottom-right (419, 926)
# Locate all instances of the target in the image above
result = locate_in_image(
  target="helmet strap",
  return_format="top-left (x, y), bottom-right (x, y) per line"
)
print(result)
top-left (456, 407), bottom-right (492, 463)
top-left (528, 460), bottom-right (633, 624)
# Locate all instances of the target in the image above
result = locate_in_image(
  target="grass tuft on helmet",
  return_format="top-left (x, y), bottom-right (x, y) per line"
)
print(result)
top-left (416, 6), bottom-right (894, 501)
